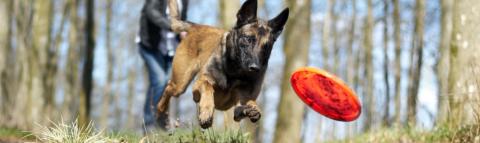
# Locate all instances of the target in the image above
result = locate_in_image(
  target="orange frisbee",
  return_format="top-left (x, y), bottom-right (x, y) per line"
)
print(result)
top-left (290, 67), bottom-right (361, 122)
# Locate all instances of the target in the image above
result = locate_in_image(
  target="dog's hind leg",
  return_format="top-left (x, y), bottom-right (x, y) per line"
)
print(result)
top-left (156, 43), bottom-right (200, 118)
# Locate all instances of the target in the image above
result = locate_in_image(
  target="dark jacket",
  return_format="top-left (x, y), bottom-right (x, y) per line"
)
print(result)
top-left (139, 0), bottom-right (188, 50)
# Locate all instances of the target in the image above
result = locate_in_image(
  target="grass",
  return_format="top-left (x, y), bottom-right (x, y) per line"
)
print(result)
top-left (35, 119), bottom-right (113, 143)
top-left (3, 120), bottom-right (477, 143)
top-left (139, 127), bottom-right (250, 143)
top-left (329, 124), bottom-right (480, 143)
top-left (0, 127), bottom-right (35, 141)
top-left (0, 120), bottom-right (251, 143)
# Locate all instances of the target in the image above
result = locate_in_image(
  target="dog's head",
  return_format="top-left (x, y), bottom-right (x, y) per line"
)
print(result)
top-left (225, 0), bottom-right (289, 74)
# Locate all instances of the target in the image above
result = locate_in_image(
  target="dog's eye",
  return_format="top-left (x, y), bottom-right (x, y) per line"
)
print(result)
top-left (243, 36), bottom-right (256, 43)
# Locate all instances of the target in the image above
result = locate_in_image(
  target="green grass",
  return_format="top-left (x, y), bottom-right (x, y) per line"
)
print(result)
top-left (0, 127), bottom-right (35, 141)
top-left (3, 119), bottom-right (251, 143)
top-left (137, 128), bottom-right (250, 143)
top-left (329, 124), bottom-right (480, 143)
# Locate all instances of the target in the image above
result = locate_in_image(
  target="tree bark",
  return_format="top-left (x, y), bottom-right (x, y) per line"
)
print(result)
top-left (64, 0), bottom-right (81, 121)
top-left (13, 0), bottom-right (35, 130)
top-left (406, 0), bottom-right (425, 126)
top-left (392, 0), bottom-right (403, 126)
top-left (0, 0), bottom-right (13, 124)
top-left (362, 0), bottom-right (375, 131)
top-left (346, 0), bottom-right (356, 86)
top-left (43, 0), bottom-right (71, 121)
top-left (322, 0), bottom-right (333, 70)
top-left (435, 0), bottom-right (453, 126)
top-left (79, 0), bottom-right (95, 128)
top-left (219, 0), bottom-right (239, 29)
top-left (382, 0), bottom-right (391, 127)
top-left (273, 0), bottom-right (310, 143)
top-left (447, 0), bottom-right (480, 127)
top-left (30, 0), bottom-right (54, 127)
top-left (101, 0), bottom-right (114, 129)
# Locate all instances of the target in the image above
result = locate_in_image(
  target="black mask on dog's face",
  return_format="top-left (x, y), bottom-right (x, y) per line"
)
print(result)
top-left (225, 0), bottom-right (289, 75)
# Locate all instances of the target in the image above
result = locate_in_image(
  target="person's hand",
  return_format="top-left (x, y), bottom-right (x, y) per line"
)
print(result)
top-left (180, 31), bottom-right (188, 39)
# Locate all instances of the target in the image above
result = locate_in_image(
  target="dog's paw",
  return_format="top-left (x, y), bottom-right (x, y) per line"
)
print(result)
top-left (198, 108), bottom-right (214, 129)
top-left (233, 105), bottom-right (262, 123)
top-left (199, 117), bottom-right (213, 129)
top-left (156, 111), bottom-right (170, 130)
top-left (247, 109), bottom-right (261, 123)
top-left (234, 106), bottom-right (248, 122)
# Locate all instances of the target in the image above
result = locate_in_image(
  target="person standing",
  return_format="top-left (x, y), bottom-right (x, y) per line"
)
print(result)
top-left (138, 0), bottom-right (188, 131)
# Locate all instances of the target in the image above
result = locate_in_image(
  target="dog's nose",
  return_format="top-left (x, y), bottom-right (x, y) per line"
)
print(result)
top-left (248, 64), bottom-right (260, 72)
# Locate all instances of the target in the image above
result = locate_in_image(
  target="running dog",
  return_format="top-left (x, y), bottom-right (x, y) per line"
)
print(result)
top-left (157, 0), bottom-right (289, 129)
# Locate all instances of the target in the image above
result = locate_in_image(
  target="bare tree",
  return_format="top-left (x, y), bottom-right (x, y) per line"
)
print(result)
top-left (406, 0), bottom-right (425, 126)
top-left (273, 0), bottom-right (310, 142)
top-left (435, 0), bottom-right (453, 126)
top-left (43, 0), bottom-right (71, 120)
top-left (101, 0), bottom-right (114, 129)
top-left (346, 0), bottom-right (357, 86)
top-left (322, 0), bottom-right (333, 70)
top-left (382, 0), bottom-right (391, 127)
top-left (0, 0), bottom-right (13, 124)
top-left (64, 0), bottom-right (81, 121)
top-left (392, 0), bottom-right (402, 126)
top-left (79, 0), bottom-right (95, 127)
top-left (362, 0), bottom-right (374, 131)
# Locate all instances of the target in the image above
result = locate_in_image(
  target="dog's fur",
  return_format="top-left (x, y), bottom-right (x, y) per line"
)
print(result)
top-left (157, 0), bottom-right (289, 129)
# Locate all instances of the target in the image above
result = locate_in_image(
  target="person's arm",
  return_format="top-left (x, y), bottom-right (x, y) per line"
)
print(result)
top-left (145, 0), bottom-right (171, 29)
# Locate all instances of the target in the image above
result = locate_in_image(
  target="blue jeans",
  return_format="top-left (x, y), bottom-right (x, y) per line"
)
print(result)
top-left (139, 44), bottom-right (173, 128)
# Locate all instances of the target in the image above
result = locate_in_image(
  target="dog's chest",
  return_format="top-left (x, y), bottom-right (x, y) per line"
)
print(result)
top-left (212, 80), bottom-right (250, 110)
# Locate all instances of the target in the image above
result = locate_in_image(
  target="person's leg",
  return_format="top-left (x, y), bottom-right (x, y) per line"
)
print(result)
top-left (150, 48), bottom-right (173, 128)
top-left (139, 45), bottom-right (169, 130)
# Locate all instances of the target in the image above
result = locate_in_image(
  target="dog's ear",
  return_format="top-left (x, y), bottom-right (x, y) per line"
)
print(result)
top-left (268, 8), bottom-right (289, 36)
top-left (235, 0), bottom-right (257, 28)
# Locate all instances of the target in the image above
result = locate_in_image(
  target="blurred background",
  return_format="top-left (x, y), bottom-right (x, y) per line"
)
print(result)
top-left (0, 0), bottom-right (479, 142)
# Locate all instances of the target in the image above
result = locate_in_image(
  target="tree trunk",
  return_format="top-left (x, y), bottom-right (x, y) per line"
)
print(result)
top-left (406, 0), bottom-right (425, 126)
top-left (382, 0), bottom-right (391, 127)
top-left (43, 0), bottom-right (71, 121)
top-left (392, 0), bottom-right (402, 126)
top-left (219, 0), bottom-right (239, 29)
top-left (346, 0), bottom-right (356, 86)
top-left (273, 0), bottom-right (310, 143)
top-left (0, 0), bottom-right (13, 124)
top-left (322, 0), bottom-right (333, 70)
top-left (30, 0), bottom-right (54, 127)
top-left (447, 0), bottom-right (480, 127)
top-left (79, 0), bottom-right (95, 128)
top-left (64, 0), bottom-right (81, 121)
top-left (435, 0), bottom-right (453, 126)
top-left (362, 0), bottom-right (375, 131)
top-left (101, 0), bottom-right (114, 129)
top-left (13, 0), bottom-right (35, 130)
top-left (331, 1), bottom-right (339, 74)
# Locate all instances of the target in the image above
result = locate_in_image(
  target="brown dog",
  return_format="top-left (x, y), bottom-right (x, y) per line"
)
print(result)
top-left (156, 0), bottom-right (289, 129)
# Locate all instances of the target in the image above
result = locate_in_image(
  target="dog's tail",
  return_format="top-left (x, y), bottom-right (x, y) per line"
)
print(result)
top-left (168, 0), bottom-right (191, 33)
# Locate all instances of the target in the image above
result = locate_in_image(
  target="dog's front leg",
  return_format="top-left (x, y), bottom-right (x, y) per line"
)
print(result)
top-left (234, 98), bottom-right (262, 123)
top-left (192, 76), bottom-right (215, 129)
